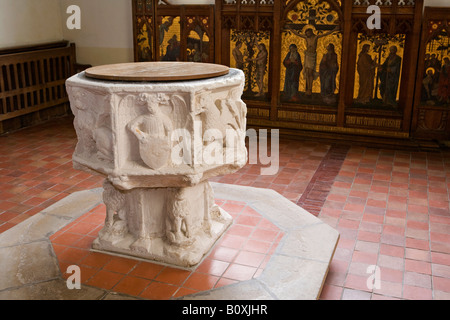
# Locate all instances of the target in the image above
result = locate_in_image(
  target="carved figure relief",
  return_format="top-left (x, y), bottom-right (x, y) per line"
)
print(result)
top-left (169, 94), bottom-right (190, 131)
top-left (198, 91), bottom-right (246, 142)
top-left (69, 87), bottom-right (112, 160)
top-left (102, 180), bottom-right (128, 236)
top-left (165, 188), bottom-right (193, 246)
top-left (69, 87), bottom-right (97, 156)
top-left (127, 93), bottom-right (173, 170)
top-left (93, 114), bottom-right (113, 162)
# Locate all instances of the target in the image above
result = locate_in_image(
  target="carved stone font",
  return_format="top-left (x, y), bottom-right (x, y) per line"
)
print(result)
top-left (66, 67), bottom-right (246, 267)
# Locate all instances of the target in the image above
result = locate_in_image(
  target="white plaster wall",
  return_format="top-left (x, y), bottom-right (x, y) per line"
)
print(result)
top-left (59, 0), bottom-right (134, 66)
top-left (0, 0), bottom-right (63, 48)
top-left (57, 0), bottom-right (214, 66)
top-left (424, 0), bottom-right (450, 6)
top-left (60, 0), bottom-right (132, 49)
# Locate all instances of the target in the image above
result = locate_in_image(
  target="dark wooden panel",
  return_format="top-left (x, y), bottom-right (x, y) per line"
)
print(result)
top-left (0, 42), bottom-right (78, 123)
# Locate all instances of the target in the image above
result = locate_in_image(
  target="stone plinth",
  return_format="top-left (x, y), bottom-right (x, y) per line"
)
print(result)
top-left (66, 63), bottom-right (247, 267)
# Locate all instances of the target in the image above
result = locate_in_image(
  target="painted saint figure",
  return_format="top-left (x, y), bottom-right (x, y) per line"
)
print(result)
top-left (356, 44), bottom-right (377, 104)
top-left (283, 44), bottom-right (303, 101)
top-left (247, 43), bottom-right (268, 97)
top-left (437, 57), bottom-right (450, 104)
top-left (422, 68), bottom-right (436, 101)
top-left (378, 46), bottom-right (402, 106)
top-left (232, 41), bottom-right (245, 70)
top-left (319, 43), bottom-right (339, 104)
top-left (162, 35), bottom-right (180, 61)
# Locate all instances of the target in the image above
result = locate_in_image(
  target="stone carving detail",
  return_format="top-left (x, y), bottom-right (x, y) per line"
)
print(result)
top-left (127, 93), bottom-right (173, 170)
top-left (165, 188), bottom-right (193, 246)
top-left (197, 91), bottom-right (246, 138)
top-left (69, 87), bottom-right (98, 157)
top-left (101, 180), bottom-right (128, 238)
top-left (67, 86), bottom-right (114, 166)
top-left (169, 94), bottom-right (190, 131)
top-left (93, 114), bottom-right (114, 162)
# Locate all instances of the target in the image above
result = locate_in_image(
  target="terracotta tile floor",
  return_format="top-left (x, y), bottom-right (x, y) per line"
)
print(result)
top-left (50, 200), bottom-right (283, 299)
top-left (1, 115), bottom-right (450, 299)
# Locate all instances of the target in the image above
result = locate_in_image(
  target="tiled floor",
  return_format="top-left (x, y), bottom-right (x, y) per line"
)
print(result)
top-left (1, 115), bottom-right (450, 300)
top-left (50, 200), bottom-right (284, 299)
top-left (0, 118), bottom-right (103, 233)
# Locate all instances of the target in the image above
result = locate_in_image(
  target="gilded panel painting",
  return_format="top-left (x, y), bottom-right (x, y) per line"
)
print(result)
top-left (136, 16), bottom-right (153, 61)
top-left (187, 23), bottom-right (211, 63)
top-left (159, 16), bottom-right (181, 61)
top-left (280, 0), bottom-right (342, 106)
top-left (353, 33), bottom-right (405, 110)
top-left (230, 30), bottom-right (270, 101)
top-left (420, 27), bottom-right (450, 107)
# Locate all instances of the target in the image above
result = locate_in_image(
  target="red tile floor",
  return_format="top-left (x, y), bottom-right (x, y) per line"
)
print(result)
top-left (50, 200), bottom-right (283, 299)
top-left (1, 115), bottom-right (450, 300)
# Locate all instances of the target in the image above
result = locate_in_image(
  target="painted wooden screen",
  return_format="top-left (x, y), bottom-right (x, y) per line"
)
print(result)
top-left (132, 0), bottom-right (215, 63)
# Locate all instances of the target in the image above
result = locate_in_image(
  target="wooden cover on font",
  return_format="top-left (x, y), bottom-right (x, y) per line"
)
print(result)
top-left (85, 62), bottom-right (230, 81)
